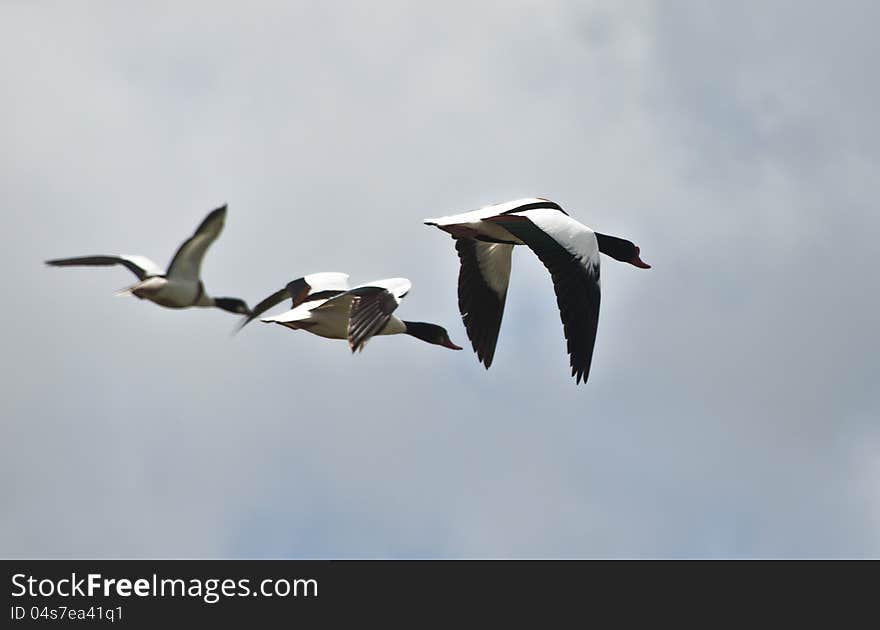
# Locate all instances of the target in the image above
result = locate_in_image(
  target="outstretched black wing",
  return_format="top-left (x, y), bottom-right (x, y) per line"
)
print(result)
top-left (454, 238), bottom-right (512, 368)
top-left (166, 205), bottom-right (227, 282)
top-left (45, 255), bottom-right (163, 281)
top-left (486, 214), bottom-right (600, 384)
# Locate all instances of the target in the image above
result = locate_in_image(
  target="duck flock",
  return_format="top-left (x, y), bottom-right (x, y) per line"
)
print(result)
top-left (46, 198), bottom-right (650, 385)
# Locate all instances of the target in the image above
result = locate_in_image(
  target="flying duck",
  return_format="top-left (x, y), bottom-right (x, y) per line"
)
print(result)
top-left (45, 204), bottom-right (250, 316)
top-left (424, 198), bottom-right (650, 384)
top-left (240, 272), bottom-right (462, 352)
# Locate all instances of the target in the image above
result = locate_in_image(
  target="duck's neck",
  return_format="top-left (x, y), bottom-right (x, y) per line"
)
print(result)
top-left (403, 321), bottom-right (438, 343)
top-left (594, 232), bottom-right (636, 263)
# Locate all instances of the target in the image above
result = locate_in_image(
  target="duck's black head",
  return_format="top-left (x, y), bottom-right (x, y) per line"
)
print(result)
top-left (214, 297), bottom-right (252, 316)
top-left (403, 321), bottom-right (462, 350)
top-left (594, 233), bottom-right (651, 268)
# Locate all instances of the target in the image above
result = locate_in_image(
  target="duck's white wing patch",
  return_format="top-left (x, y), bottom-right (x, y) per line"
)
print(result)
top-left (303, 272), bottom-right (350, 292)
top-left (166, 205), bottom-right (227, 283)
top-left (348, 277), bottom-right (411, 301)
top-left (260, 297), bottom-right (331, 324)
top-left (486, 209), bottom-right (601, 384)
top-left (455, 239), bottom-right (513, 368)
top-left (121, 255), bottom-right (164, 278)
top-left (45, 254), bottom-right (164, 280)
top-left (424, 197), bottom-right (564, 226)
top-left (424, 206), bottom-right (501, 228)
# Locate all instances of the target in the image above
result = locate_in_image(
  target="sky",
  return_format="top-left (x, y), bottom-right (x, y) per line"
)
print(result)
top-left (1, 1), bottom-right (878, 558)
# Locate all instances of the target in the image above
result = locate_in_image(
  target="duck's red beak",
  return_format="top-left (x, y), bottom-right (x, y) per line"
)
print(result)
top-left (443, 339), bottom-right (463, 350)
top-left (630, 246), bottom-right (651, 269)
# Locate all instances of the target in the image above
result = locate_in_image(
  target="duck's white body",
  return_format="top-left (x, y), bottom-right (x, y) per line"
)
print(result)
top-left (124, 275), bottom-right (207, 308)
top-left (266, 295), bottom-right (407, 339)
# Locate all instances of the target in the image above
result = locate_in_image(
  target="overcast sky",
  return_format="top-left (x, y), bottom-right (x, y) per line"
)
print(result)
top-left (2, 1), bottom-right (878, 558)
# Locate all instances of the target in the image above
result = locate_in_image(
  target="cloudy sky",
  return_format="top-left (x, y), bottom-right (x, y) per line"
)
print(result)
top-left (2, 1), bottom-right (877, 558)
